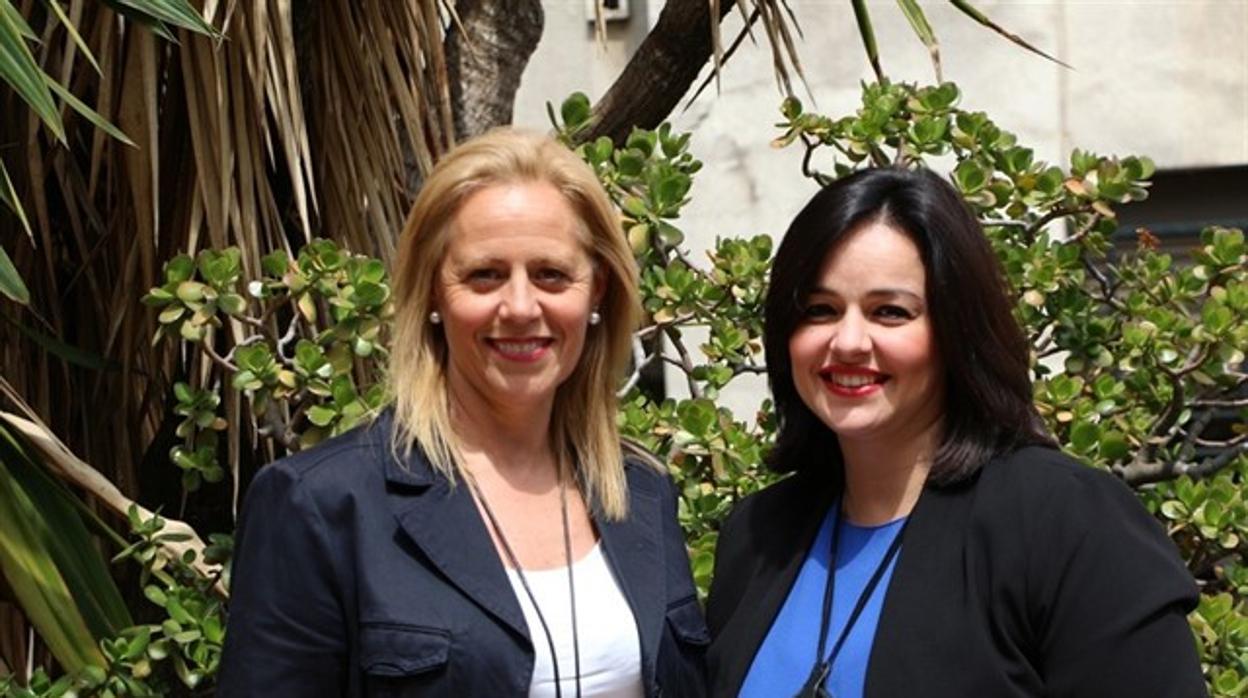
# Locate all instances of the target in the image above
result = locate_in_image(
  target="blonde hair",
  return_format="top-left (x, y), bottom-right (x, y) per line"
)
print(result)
top-left (388, 128), bottom-right (643, 520)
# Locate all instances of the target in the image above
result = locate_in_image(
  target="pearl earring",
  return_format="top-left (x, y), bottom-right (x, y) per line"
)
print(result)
top-left (429, 311), bottom-right (442, 324)
top-left (588, 309), bottom-right (602, 326)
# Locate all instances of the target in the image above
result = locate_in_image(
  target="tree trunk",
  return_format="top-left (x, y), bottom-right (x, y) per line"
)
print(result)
top-left (581, 0), bottom-right (736, 145)
top-left (445, 0), bottom-right (544, 140)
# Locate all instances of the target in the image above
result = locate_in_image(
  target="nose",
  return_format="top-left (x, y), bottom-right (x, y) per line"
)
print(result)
top-left (498, 275), bottom-right (541, 323)
top-left (829, 308), bottom-right (871, 360)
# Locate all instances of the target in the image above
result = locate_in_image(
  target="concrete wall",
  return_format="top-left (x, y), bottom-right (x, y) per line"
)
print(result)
top-left (513, 0), bottom-right (1248, 416)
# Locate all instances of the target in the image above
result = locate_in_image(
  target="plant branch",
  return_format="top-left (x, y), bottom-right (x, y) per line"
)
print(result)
top-left (1118, 443), bottom-right (1248, 486)
top-left (579, 0), bottom-right (738, 144)
top-left (662, 325), bottom-right (704, 399)
top-left (200, 339), bottom-right (239, 373)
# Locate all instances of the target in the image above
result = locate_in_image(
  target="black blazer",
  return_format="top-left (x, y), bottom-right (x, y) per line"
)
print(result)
top-left (706, 446), bottom-right (1206, 697)
top-left (218, 412), bottom-right (708, 697)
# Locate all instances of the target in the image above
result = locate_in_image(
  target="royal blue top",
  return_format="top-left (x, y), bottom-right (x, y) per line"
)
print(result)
top-left (738, 505), bottom-right (906, 698)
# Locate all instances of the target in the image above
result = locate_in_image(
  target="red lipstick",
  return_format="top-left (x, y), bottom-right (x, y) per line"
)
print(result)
top-left (818, 365), bottom-right (886, 398)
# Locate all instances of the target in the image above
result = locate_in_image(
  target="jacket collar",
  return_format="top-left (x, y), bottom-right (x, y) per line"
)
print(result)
top-left (378, 413), bottom-right (669, 660)
top-left (376, 412), bottom-right (529, 639)
top-left (715, 470), bottom-right (834, 695)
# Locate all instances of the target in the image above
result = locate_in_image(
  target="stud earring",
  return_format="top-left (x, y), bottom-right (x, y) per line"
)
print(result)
top-left (429, 311), bottom-right (442, 325)
top-left (588, 309), bottom-right (602, 326)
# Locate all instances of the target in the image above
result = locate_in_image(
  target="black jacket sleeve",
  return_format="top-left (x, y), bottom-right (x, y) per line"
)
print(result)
top-left (217, 462), bottom-right (348, 697)
top-left (1030, 466), bottom-right (1206, 697)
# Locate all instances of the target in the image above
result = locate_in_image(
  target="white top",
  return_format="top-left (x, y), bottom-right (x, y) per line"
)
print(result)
top-left (505, 543), bottom-right (645, 698)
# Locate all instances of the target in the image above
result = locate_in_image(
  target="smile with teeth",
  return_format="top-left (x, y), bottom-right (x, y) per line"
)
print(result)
top-left (487, 337), bottom-right (553, 361)
top-left (819, 367), bottom-right (887, 396)
top-left (828, 373), bottom-right (877, 388)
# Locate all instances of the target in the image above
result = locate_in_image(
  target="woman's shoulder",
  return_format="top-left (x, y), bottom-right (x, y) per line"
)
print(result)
top-left (619, 440), bottom-right (679, 499)
top-left (733, 469), bottom-right (830, 517)
top-left (973, 445), bottom-right (1139, 513)
top-left (248, 412), bottom-right (398, 505)
top-left (716, 469), bottom-right (832, 550)
top-left (961, 446), bottom-right (1175, 564)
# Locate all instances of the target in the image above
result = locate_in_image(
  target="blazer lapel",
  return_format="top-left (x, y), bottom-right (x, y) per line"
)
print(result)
top-left (384, 447), bottom-right (530, 641)
top-left (716, 473), bottom-right (834, 696)
top-left (864, 479), bottom-right (976, 697)
top-left (597, 469), bottom-right (665, 685)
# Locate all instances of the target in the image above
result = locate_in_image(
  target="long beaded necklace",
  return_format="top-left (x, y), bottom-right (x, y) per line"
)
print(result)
top-left (467, 471), bottom-right (583, 698)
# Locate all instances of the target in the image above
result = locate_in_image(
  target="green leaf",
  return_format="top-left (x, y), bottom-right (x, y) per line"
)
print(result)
top-left (5, 315), bottom-right (121, 371)
top-left (617, 150), bottom-right (645, 177)
top-left (0, 243), bottom-right (30, 304)
top-left (45, 79), bottom-right (135, 146)
top-left (307, 405), bottom-right (337, 428)
top-left (0, 425), bottom-right (119, 672)
top-left (780, 96), bottom-right (803, 120)
top-left (949, 0), bottom-right (1071, 69)
top-left (0, 0), bottom-right (66, 141)
top-left (1070, 421), bottom-right (1099, 452)
top-left (626, 129), bottom-right (657, 157)
top-left (261, 249), bottom-right (290, 277)
top-left (1097, 430), bottom-right (1130, 462)
top-left (108, 0), bottom-right (218, 37)
top-left (590, 136), bottom-right (614, 164)
top-left (165, 254), bottom-right (195, 284)
top-left (896, 0), bottom-right (941, 79)
top-left (330, 375), bottom-right (356, 406)
top-left (0, 160), bottom-right (32, 242)
top-left (353, 281), bottom-right (386, 308)
top-left (560, 92), bottom-right (592, 129)
top-left (621, 196), bottom-right (648, 218)
top-left (218, 292), bottom-right (246, 316)
top-left (850, 0), bottom-right (883, 81)
top-left (677, 399), bottom-right (717, 438)
top-left (44, 0), bottom-right (101, 74)
top-left (953, 160), bottom-right (987, 194)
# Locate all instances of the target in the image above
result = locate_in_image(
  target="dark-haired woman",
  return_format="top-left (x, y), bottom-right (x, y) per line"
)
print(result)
top-left (706, 167), bottom-right (1205, 697)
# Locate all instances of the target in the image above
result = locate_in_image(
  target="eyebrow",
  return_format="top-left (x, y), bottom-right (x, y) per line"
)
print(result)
top-left (449, 254), bottom-right (577, 270)
top-left (806, 286), bottom-right (925, 303)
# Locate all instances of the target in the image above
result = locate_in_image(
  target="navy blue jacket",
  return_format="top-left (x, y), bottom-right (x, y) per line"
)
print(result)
top-left (218, 413), bottom-right (708, 696)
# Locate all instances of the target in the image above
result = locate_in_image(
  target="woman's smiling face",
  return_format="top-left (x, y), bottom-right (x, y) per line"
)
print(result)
top-left (435, 181), bottom-right (602, 416)
top-left (787, 220), bottom-right (944, 448)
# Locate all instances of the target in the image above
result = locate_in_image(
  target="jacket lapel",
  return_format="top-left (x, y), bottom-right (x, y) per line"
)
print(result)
top-left (383, 444), bottom-right (530, 641)
top-left (717, 472), bottom-right (834, 696)
top-left (597, 467), bottom-right (665, 686)
top-left (864, 479), bottom-right (976, 697)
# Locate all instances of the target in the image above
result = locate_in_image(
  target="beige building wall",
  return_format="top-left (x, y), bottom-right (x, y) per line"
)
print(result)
top-left (514, 0), bottom-right (1248, 415)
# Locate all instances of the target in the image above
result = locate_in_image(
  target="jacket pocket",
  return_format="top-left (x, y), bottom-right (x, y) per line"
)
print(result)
top-left (657, 596), bottom-right (709, 698)
top-left (359, 624), bottom-right (450, 677)
top-left (665, 596), bottom-right (711, 646)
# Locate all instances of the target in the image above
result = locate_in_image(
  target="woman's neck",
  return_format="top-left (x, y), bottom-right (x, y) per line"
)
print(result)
top-left (838, 427), bottom-right (940, 526)
top-left (448, 384), bottom-right (558, 483)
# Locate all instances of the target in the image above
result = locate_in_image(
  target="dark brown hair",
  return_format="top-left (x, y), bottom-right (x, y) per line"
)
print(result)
top-left (764, 167), bottom-right (1054, 485)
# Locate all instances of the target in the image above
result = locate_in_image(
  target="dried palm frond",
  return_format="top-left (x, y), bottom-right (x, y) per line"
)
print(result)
top-left (0, 0), bottom-right (450, 530)
top-left (692, 0), bottom-right (1070, 110)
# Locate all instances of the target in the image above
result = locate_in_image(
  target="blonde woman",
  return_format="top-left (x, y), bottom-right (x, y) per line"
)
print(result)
top-left (219, 129), bottom-right (708, 697)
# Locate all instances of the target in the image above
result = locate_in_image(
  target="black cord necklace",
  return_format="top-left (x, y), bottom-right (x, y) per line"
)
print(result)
top-left (795, 504), bottom-right (909, 698)
top-left (468, 471), bottom-right (583, 698)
